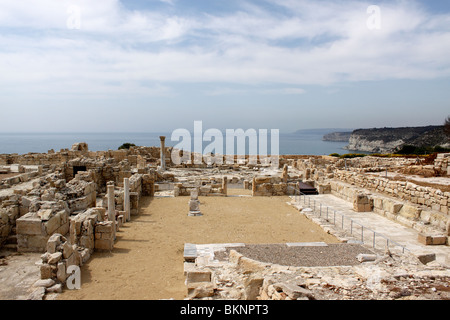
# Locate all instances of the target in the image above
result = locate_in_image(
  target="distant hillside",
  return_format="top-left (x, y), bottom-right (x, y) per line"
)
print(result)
top-left (294, 128), bottom-right (354, 136)
top-left (345, 125), bottom-right (450, 153)
top-left (323, 132), bottom-right (352, 142)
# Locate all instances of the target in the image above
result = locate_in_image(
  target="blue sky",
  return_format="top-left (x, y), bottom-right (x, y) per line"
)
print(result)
top-left (0, 0), bottom-right (449, 133)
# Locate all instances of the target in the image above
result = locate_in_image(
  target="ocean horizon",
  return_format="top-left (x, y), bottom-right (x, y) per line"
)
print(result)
top-left (0, 130), bottom-right (353, 156)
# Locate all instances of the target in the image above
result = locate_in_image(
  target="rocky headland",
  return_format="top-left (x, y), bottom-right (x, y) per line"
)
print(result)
top-left (344, 126), bottom-right (450, 153)
top-left (323, 132), bottom-right (352, 142)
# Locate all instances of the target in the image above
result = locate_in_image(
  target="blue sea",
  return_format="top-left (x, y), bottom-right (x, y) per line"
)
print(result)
top-left (0, 130), bottom-right (351, 156)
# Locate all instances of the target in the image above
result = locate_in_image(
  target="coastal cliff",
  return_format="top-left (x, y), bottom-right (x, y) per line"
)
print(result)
top-left (323, 132), bottom-right (352, 142)
top-left (345, 126), bottom-right (450, 153)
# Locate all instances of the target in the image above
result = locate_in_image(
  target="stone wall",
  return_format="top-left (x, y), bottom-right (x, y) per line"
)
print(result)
top-left (174, 183), bottom-right (227, 198)
top-left (0, 166), bottom-right (43, 190)
top-left (292, 154), bottom-right (450, 236)
top-left (0, 204), bottom-right (18, 248)
top-left (434, 153), bottom-right (450, 175)
top-left (36, 208), bottom-right (114, 295)
top-left (328, 180), bottom-right (449, 235)
top-left (0, 144), bottom-right (163, 167)
top-left (16, 202), bottom-right (70, 252)
top-left (251, 176), bottom-right (297, 197)
top-left (333, 170), bottom-right (449, 215)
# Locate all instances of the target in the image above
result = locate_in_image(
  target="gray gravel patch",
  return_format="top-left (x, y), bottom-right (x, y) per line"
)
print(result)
top-left (218, 243), bottom-right (375, 267)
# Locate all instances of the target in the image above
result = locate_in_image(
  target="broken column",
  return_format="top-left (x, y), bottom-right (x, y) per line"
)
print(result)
top-left (188, 189), bottom-right (202, 216)
top-left (107, 183), bottom-right (116, 240)
top-left (222, 176), bottom-right (228, 196)
top-left (160, 136), bottom-right (166, 171)
top-left (123, 178), bottom-right (130, 222)
top-left (282, 164), bottom-right (288, 183)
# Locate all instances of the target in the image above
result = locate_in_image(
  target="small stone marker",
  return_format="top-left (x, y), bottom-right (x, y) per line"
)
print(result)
top-left (188, 189), bottom-right (202, 216)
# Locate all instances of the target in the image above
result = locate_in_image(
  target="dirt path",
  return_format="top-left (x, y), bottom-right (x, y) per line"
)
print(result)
top-left (59, 191), bottom-right (339, 300)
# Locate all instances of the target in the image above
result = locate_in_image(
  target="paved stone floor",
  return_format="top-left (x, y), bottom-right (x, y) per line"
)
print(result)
top-left (293, 194), bottom-right (450, 266)
top-left (0, 251), bottom-right (41, 300)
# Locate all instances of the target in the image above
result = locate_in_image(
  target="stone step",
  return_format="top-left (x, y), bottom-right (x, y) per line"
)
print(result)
top-left (6, 234), bottom-right (17, 245)
top-left (2, 243), bottom-right (17, 251)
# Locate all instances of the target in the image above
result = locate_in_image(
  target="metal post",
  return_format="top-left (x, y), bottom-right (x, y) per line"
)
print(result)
top-left (350, 220), bottom-right (353, 234)
top-left (373, 232), bottom-right (376, 248)
top-left (361, 225), bottom-right (364, 243)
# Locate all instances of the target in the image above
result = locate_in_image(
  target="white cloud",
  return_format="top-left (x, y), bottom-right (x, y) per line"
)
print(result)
top-left (159, 0), bottom-right (175, 5)
top-left (0, 0), bottom-right (449, 99)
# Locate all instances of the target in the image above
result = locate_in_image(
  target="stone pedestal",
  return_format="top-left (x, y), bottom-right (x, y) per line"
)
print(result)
top-left (188, 189), bottom-right (202, 216)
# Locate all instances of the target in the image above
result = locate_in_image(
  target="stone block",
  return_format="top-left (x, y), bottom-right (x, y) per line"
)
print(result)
top-left (40, 264), bottom-right (53, 280)
top-left (398, 204), bottom-right (421, 220)
top-left (80, 235), bottom-right (94, 249)
top-left (187, 282), bottom-right (215, 299)
top-left (95, 221), bottom-right (114, 233)
top-left (272, 282), bottom-right (314, 300)
top-left (57, 262), bottom-right (67, 282)
top-left (16, 213), bottom-right (42, 235)
top-left (66, 249), bottom-right (81, 268)
top-left (47, 283), bottom-right (63, 294)
top-left (416, 252), bottom-right (436, 265)
top-left (186, 269), bottom-right (212, 284)
top-left (382, 199), bottom-right (403, 214)
top-left (418, 234), bottom-right (432, 245)
top-left (34, 279), bottom-right (55, 288)
top-left (95, 239), bottom-right (113, 251)
top-left (48, 252), bottom-right (62, 264)
top-left (244, 277), bottom-right (264, 300)
top-left (429, 235), bottom-right (447, 245)
top-left (45, 214), bottom-right (61, 235)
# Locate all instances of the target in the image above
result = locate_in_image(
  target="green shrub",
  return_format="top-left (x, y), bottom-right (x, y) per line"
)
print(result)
top-left (340, 153), bottom-right (367, 159)
top-left (395, 145), bottom-right (450, 155)
top-left (118, 143), bottom-right (136, 150)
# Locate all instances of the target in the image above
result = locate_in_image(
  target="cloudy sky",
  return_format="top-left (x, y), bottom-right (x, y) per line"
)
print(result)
top-left (1, 0), bottom-right (449, 133)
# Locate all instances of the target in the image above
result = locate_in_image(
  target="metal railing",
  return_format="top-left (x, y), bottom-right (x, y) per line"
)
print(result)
top-left (293, 192), bottom-right (409, 254)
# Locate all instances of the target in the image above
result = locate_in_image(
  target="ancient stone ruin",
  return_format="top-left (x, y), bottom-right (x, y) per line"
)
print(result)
top-left (0, 141), bottom-right (449, 300)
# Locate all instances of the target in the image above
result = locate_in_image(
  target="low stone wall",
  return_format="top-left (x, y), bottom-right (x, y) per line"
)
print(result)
top-left (0, 205), bottom-right (18, 248)
top-left (35, 209), bottom-right (114, 295)
top-left (252, 176), bottom-right (297, 197)
top-left (329, 180), bottom-right (449, 235)
top-left (0, 167), bottom-right (43, 190)
top-left (16, 204), bottom-right (70, 253)
top-left (173, 177), bottom-right (228, 197)
top-left (434, 153), bottom-right (450, 175)
top-left (333, 170), bottom-right (449, 215)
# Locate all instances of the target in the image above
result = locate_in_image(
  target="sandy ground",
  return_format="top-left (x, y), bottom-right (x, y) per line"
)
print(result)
top-left (58, 189), bottom-right (339, 300)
